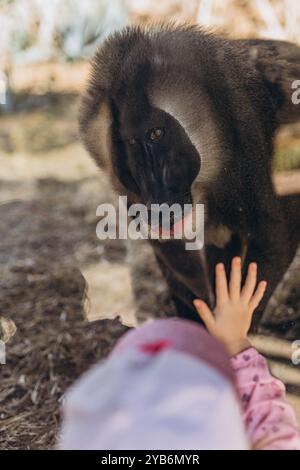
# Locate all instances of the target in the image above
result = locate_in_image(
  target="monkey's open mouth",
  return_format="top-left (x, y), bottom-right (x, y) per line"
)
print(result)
top-left (151, 209), bottom-right (193, 240)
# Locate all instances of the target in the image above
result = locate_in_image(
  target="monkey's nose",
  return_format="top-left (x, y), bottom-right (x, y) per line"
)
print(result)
top-left (146, 202), bottom-right (164, 227)
top-left (146, 202), bottom-right (182, 229)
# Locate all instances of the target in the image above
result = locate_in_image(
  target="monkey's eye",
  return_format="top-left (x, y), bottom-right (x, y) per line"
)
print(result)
top-left (148, 127), bottom-right (164, 143)
top-left (128, 137), bottom-right (137, 146)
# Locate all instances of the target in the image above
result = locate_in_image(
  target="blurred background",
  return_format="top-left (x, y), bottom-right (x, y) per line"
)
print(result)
top-left (0, 0), bottom-right (299, 449)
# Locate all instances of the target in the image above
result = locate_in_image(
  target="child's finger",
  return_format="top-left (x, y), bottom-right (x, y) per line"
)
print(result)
top-left (193, 299), bottom-right (215, 332)
top-left (215, 263), bottom-right (229, 306)
top-left (229, 257), bottom-right (242, 301)
top-left (241, 263), bottom-right (257, 302)
top-left (249, 281), bottom-right (267, 312)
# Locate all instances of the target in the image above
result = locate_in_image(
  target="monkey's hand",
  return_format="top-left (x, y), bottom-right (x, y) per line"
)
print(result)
top-left (193, 257), bottom-right (267, 356)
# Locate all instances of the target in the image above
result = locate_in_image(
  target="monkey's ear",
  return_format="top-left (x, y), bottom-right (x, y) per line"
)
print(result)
top-left (246, 39), bottom-right (300, 124)
top-left (79, 97), bottom-right (113, 170)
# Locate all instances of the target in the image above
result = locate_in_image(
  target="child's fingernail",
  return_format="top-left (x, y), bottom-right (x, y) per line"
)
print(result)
top-left (232, 257), bottom-right (240, 267)
top-left (193, 300), bottom-right (201, 308)
top-left (216, 263), bottom-right (224, 271)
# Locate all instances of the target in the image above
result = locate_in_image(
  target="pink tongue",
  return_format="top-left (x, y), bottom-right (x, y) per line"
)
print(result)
top-left (159, 210), bottom-right (192, 237)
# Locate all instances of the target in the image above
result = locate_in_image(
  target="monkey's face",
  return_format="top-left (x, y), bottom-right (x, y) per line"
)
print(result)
top-left (114, 107), bottom-right (201, 236)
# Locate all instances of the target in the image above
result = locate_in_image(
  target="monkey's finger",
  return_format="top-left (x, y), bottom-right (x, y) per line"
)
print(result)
top-left (215, 263), bottom-right (229, 306)
top-left (241, 263), bottom-right (257, 302)
top-left (229, 257), bottom-right (242, 301)
top-left (193, 299), bottom-right (215, 332)
top-left (249, 281), bottom-right (267, 312)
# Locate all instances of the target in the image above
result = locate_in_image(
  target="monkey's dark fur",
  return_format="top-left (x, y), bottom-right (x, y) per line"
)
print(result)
top-left (80, 24), bottom-right (300, 331)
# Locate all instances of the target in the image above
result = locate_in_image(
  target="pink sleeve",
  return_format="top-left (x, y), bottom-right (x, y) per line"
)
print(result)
top-left (230, 347), bottom-right (300, 450)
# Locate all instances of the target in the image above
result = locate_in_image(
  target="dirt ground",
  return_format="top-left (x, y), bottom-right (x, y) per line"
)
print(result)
top-left (0, 90), bottom-right (299, 449)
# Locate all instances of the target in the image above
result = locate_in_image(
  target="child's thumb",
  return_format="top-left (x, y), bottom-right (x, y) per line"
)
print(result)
top-left (193, 299), bottom-right (215, 331)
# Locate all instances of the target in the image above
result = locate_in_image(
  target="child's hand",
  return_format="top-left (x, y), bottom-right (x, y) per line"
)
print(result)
top-left (193, 257), bottom-right (267, 356)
